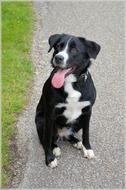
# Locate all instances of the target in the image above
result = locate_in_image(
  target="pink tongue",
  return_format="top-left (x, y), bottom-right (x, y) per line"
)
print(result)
top-left (51, 68), bottom-right (71, 88)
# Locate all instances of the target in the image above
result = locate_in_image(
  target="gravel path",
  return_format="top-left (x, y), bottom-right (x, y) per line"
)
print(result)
top-left (12, 1), bottom-right (125, 188)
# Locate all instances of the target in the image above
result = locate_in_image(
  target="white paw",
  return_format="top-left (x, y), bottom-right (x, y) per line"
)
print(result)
top-left (53, 147), bottom-right (61, 157)
top-left (82, 146), bottom-right (95, 159)
top-left (73, 141), bottom-right (83, 149)
top-left (48, 158), bottom-right (58, 168)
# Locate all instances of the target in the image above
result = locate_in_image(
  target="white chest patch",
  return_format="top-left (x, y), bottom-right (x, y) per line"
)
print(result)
top-left (56, 74), bottom-right (90, 123)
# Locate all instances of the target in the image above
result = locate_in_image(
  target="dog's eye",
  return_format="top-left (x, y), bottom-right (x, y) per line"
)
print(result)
top-left (56, 43), bottom-right (64, 50)
top-left (55, 44), bottom-right (60, 49)
top-left (60, 43), bottom-right (64, 49)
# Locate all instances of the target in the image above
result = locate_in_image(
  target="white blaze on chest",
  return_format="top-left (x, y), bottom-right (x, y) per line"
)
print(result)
top-left (56, 74), bottom-right (90, 123)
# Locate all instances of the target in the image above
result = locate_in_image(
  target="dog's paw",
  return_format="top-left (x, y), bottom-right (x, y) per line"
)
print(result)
top-left (73, 141), bottom-right (83, 150)
top-left (82, 147), bottom-right (95, 159)
top-left (53, 147), bottom-right (61, 157)
top-left (48, 158), bottom-right (58, 168)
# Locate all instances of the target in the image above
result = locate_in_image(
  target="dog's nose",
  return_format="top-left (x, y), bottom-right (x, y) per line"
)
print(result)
top-left (55, 55), bottom-right (64, 64)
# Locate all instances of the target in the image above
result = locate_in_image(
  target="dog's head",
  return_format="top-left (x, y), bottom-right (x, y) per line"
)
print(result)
top-left (48, 34), bottom-right (101, 88)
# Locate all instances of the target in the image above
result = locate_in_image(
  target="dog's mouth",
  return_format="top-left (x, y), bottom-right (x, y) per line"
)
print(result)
top-left (51, 66), bottom-right (76, 88)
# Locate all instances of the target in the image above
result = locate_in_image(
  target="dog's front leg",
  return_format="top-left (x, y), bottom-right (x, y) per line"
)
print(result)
top-left (43, 114), bottom-right (58, 168)
top-left (82, 113), bottom-right (95, 159)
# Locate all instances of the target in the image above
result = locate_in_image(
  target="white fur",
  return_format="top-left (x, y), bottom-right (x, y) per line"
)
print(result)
top-left (73, 141), bottom-right (95, 159)
top-left (56, 38), bottom-right (71, 67)
top-left (58, 127), bottom-right (73, 138)
top-left (53, 147), bottom-right (61, 157)
top-left (56, 74), bottom-right (91, 123)
top-left (85, 73), bottom-right (88, 81)
top-left (73, 141), bottom-right (83, 149)
top-left (48, 158), bottom-right (58, 168)
top-left (82, 145), bottom-right (95, 159)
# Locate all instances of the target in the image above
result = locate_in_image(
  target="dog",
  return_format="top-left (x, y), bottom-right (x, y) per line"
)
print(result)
top-left (35, 34), bottom-right (101, 168)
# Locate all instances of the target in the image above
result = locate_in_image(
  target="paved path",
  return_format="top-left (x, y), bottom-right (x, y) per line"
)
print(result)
top-left (13, 1), bottom-right (125, 188)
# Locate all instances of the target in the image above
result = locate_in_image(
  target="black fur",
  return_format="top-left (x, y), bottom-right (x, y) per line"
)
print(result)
top-left (35, 34), bottom-right (101, 166)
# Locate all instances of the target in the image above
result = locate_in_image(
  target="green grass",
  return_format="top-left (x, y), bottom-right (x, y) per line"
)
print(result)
top-left (2, 2), bottom-right (34, 187)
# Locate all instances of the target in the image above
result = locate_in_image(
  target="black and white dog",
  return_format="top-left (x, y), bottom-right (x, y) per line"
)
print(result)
top-left (35, 34), bottom-right (100, 168)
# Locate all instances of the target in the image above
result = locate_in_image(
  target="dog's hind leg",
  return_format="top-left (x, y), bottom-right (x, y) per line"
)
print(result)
top-left (35, 99), bottom-right (45, 145)
top-left (35, 114), bottom-right (45, 145)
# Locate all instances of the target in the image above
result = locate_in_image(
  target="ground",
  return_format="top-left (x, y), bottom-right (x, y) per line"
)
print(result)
top-left (10, 1), bottom-right (125, 188)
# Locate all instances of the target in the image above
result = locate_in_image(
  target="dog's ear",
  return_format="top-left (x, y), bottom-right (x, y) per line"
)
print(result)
top-left (79, 37), bottom-right (101, 59)
top-left (48, 34), bottom-right (63, 52)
